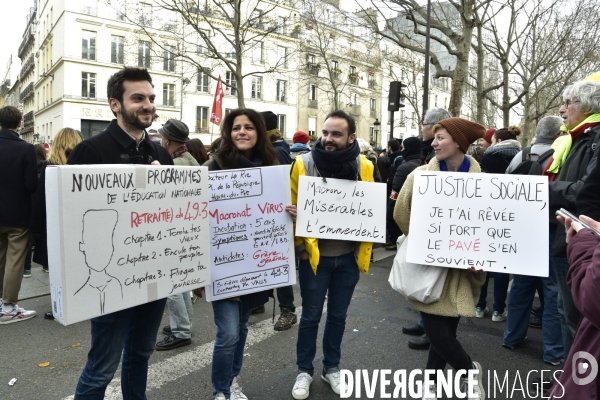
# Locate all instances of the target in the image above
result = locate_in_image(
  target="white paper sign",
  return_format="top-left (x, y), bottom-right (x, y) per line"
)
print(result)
top-left (295, 176), bottom-right (387, 243)
top-left (205, 166), bottom-right (296, 301)
top-left (46, 165), bottom-right (211, 325)
top-left (406, 171), bottom-right (549, 277)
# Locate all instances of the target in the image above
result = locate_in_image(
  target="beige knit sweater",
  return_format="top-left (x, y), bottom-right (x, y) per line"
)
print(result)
top-left (393, 156), bottom-right (486, 317)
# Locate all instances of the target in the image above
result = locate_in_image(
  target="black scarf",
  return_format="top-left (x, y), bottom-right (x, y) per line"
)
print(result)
top-left (311, 139), bottom-right (360, 180)
top-left (421, 138), bottom-right (434, 164)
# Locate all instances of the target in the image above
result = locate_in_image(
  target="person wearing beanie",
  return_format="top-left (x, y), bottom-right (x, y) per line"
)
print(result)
top-left (386, 136), bottom-right (422, 251)
top-left (393, 117), bottom-right (487, 400)
top-left (479, 126), bottom-right (522, 174)
top-left (261, 111), bottom-right (292, 165)
top-left (290, 131), bottom-right (311, 158)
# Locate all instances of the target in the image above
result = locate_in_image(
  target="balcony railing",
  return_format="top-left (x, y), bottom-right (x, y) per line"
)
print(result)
top-left (19, 82), bottom-right (34, 101)
top-left (23, 110), bottom-right (34, 124)
top-left (308, 99), bottom-right (318, 108)
top-left (306, 63), bottom-right (320, 75)
top-left (20, 55), bottom-right (35, 78)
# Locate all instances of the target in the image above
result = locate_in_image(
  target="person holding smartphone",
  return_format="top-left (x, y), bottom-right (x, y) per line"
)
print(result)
top-left (550, 214), bottom-right (600, 399)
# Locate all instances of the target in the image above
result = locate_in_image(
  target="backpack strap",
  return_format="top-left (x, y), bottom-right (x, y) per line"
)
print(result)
top-left (521, 146), bottom-right (532, 162)
top-left (592, 129), bottom-right (600, 152)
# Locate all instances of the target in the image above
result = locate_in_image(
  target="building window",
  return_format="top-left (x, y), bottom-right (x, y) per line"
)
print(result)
top-left (276, 80), bottom-right (286, 102)
top-left (163, 83), bottom-right (175, 106)
top-left (332, 60), bottom-right (340, 80)
top-left (196, 106), bottom-right (209, 132)
top-left (198, 44), bottom-right (209, 54)
top-left (278, 114), bottom-right (286, 136)
top-left (138, 40), bottom-right (151, 68)
top-left (370, 98), bottom-right (376, 111)
top-left (277, 46), bottom-right (287, 68)
top-left (197, 68), bottom-right (209, 92)
top-left (82, 72), bottom-right (96, 99)
top-left (309, 84), bottom-right (317, 100)
top-left (111, 35), bottom-right (124, 64)
top-left (225, 71), bottom-right (237, 96)
top-left (251, 76), bottom-right (262, 99)
top-left (163, 45), bottom-right (175, 71)
top-left (435, 94), bottom-right (438, 107)
top-left (349, 66), bottom-right (358, 85)
top-left (276, 16), bottom-right (285, 34)
top-left (252, 41), bottom-right (263, 63)
top-left (368, 74), bottom-right (376, 89)
top-left (308, 116), bottom-right (316, 136)
top-left (82, 30), bottom-right (96, 60)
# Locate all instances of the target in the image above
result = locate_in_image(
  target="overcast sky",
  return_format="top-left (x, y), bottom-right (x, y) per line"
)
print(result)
top-left (0, 1), bottom-right (36, 84)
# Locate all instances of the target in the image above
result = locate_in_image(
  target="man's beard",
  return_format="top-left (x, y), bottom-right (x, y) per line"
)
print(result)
top-left (323, 140), bottom-right (350, 151)
top-left (121, 105), bottom-right (152, 131)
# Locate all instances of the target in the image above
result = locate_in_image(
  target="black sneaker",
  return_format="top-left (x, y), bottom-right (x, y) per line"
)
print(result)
top-left (251, 305), bottom-right (265, 314)
top-left (155, 334), bottom-right (191, 351)
top-left (274, 308), bottom-right (297, 331)
top-left (408, 334), bottom-right (430, 350)
top-left (162, 325), bottom-right (172, 336)
top-left (529, 313), bottom-right (542, 328)
top-left (402, 323), bottom-right (425, 336)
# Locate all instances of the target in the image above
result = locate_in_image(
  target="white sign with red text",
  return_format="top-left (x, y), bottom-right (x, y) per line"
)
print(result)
top-left (46, 165), bottom-right (211, 325)
top-left (205, 165), bottom-right (296, 301)
top-left (406, 171), bottom-right (549, 277)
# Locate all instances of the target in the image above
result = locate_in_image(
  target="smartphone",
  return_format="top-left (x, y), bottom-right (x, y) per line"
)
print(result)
top-left (556, 208), bottom-right (600, 235)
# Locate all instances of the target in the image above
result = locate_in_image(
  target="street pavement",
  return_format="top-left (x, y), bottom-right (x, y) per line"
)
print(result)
top-left (2, 248), bottom-right (555, 400)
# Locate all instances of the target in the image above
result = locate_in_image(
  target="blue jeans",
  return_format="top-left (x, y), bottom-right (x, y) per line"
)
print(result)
top-left (211, 295), bottom-right (252, 397)
top-left (74, 298), bottom-right (167, 400)
top-left (551, 256), bottom-right (582, 356)
top-left (503, 231), bottom-right (564, 363)
top-left (167, 291), bottom-right (193, 339)
top-left (476, 272), bottom-right (510, 313)
top-left (296, 252), bottom-right (360, 375)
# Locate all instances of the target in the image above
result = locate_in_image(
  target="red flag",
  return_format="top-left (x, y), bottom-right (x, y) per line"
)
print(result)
top-left (210, 76), bottom-right (225, 125)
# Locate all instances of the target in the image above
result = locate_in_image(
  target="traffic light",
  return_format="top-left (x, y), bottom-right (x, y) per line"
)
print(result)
top-left (388, 81), bottom-right (407, 112)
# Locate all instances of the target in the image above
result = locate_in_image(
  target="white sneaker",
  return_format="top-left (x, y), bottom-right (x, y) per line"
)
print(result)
top-left (0, 305), bottom-right (37, 324)
top-left (292, 372), bottom-right (312, 400)
top-left (230, 376), bottom-right (248, 400)
top-left (214, 393), bottom-right (226, 400)
top-left (492, 310), bottom-right (508, 322)
top-left (475, 307), bottom-right (489, 318)
top-left (461, 361), bottom-right (485, 400)
top-left (321, 370), bottom-right (341, 395)
top-left (423, 383), bottom-right (437, 400)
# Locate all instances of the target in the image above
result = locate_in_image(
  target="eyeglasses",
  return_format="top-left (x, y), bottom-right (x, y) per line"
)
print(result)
top-left (564, 99), bottom-right (580, 108)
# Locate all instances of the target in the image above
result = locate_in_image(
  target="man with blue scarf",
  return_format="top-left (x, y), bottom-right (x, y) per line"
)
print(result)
top-left (289, 110), bottom-right (374, 399)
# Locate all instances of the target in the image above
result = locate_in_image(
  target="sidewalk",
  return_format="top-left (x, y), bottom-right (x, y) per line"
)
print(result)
top-left (19, 262), bottom-right (50, 301)
top-left (18, 248), bottom-right (394, 302)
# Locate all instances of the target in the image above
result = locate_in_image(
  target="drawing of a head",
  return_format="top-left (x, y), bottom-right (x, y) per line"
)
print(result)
top-left (79, 210), bottom-right (118, 272)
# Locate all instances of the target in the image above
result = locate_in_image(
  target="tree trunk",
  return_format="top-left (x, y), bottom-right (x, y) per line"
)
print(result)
top-left (476, 24), bottom-right (485, 124)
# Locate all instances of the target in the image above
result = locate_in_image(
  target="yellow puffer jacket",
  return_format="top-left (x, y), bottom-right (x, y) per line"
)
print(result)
top-left (291, 153), bottom-right (375, 275)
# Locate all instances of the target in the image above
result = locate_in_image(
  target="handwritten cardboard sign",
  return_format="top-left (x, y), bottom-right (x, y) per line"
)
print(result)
top-left (45, 165), bottom-right (211, 325)
top-left (406, 171), bottom-right (549, 277)
top-left (295, 176), bottom-right (387, 243)
top-left (205, 166), bottom-right (296, 301)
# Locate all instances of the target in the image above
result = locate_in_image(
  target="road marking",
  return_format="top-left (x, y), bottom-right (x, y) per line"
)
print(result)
top-left (62, 307), bottom-right (305, 399)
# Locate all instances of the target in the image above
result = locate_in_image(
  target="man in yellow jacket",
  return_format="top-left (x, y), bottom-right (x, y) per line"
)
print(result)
top-left (290, 110), bottom-right (374, 399)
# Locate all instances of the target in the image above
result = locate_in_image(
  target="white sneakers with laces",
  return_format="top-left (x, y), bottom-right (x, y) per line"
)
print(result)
top-left (321, 370), bottom-right (341, 394)
top-left (461, 361), bottom-right (485, 400)
top-left (292, 372), bottom-right (312, 399)
top-left (0, 305), bottom-right (37, 324)
top-left (230, 376), bottom-right (248, 400)
top-left (214, 393), bottom-right (226, 400)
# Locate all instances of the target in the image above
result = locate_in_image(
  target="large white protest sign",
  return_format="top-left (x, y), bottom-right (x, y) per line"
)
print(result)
top-left (295, 176), bottom-right (386, 243)
top-left (205, 166), bottom-right (295, 301)
top-left (46, 165), bottom-right (211, 325)
top-left (406, 171), bottom-right (549, 277)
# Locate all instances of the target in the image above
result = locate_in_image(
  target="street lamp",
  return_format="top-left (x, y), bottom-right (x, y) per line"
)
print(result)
top-left (373, 118), bottom-right (381, 148)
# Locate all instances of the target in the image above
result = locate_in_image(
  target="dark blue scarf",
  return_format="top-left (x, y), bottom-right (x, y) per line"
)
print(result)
top-left (440, 155), bottom-right (470, 172)
top-left (311, 139), bottom-right (360, 180)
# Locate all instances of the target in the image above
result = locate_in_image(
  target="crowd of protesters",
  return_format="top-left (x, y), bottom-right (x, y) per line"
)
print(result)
top-left (1, 66), bottom-right (600, 400)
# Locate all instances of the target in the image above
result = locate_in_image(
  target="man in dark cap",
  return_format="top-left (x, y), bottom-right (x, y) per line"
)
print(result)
top-left (155, 119), bottom-right (198, 351)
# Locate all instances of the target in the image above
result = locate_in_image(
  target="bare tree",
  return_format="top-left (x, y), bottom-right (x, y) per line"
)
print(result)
top-left (109, 0), bottom-right (295, 108)
top-left (356, 0), bottom-right (493, 116)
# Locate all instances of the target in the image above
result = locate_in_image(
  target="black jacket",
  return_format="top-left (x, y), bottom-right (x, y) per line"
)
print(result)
top-left (382, 150), bottom-right (403, 193)
top-left (479, 141), bottom-right (521, 174)
top-left (391, 154), bottom-right (422, 193)
top-left (550, 124), bottom-right (600, 256)
top-left (0, 129), bottom-right (38, 227)
top-left (272, 140), bottom-right (292, 165)
top-left (577, 145), bottom-right (600, 221)
top-left (68, 120), bottom-right (173, 166)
